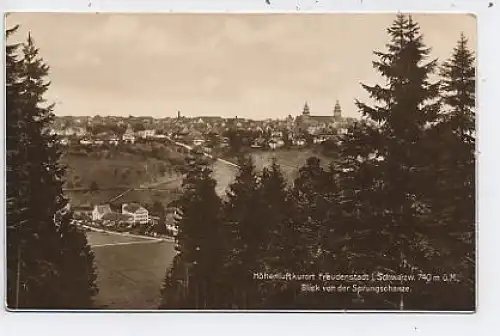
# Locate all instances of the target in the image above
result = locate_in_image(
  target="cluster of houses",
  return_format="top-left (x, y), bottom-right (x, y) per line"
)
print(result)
top-left (72, 201), bottom-right (181, 236)
top-left (51, 101), bottom-right (355, 150)
top-left (53, 124), bottom-right (169, 147)
top-left (73, 202), bottom-right (150, 226)
top-left (92, 202), bottom-right (149, 224)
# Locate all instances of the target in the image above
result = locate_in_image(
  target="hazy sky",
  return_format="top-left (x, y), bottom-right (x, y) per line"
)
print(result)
top-left (6, 13), bottom-right (476, 120)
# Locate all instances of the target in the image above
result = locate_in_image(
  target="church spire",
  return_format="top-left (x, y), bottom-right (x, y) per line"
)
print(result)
top-left (302, 101), bottom-right (310, 116)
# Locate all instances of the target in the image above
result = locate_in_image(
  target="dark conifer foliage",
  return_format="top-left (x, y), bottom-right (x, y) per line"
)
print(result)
top-left (290, 157), bottom-right (331, 271)
top-left (339, 13), bottom-right (445, 309)
top-left (440, 33), bottom-right (476, 140)
top-left (160, 153), bottom-right (226, 309)
top-left (259, 159), bottom-right (294, 271)
top-left (6, 24), bottom-right (31, 309)
top-left (424, 33), bottom-right (476, 310)
top-left (222, 155), bottom-right (267, 308)
top-left (6, 30), bottom-right (98, 309)
top-left (255, 160), bottom-right (298, 308)
top-left (152, 201), bottom-right (168, 234)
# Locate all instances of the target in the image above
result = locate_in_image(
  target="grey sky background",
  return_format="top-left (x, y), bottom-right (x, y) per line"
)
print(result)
top-left (6, 13), bottom-right (476, 120)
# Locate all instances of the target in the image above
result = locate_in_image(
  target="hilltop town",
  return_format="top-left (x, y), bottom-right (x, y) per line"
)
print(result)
top-left (51, 101), bottom-right (356, 151)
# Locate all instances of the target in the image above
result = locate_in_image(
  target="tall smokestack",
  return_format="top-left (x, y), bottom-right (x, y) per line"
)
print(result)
top-left (177, 110), bottom-right (181, 119)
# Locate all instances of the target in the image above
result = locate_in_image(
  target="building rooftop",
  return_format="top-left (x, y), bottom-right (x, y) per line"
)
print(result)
top-left (123, 203), bottom-right (147, 214)
top-left (94, 204), bottom-right (112, 215)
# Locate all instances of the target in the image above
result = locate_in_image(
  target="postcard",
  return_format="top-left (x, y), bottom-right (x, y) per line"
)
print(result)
top-left (5, 12), bottom-right (476, 311)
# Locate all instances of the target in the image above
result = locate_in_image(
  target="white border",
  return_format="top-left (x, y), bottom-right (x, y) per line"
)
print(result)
top-left (1, 0), bottom-right (498, 335)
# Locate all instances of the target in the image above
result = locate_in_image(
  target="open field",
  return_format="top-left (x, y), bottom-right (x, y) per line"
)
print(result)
top-left (62, 147), bottom-right (181, 189)
top-left (62, 144), bottom-right (185, 206)
top-left (87, 231), bottom-right (176, 309)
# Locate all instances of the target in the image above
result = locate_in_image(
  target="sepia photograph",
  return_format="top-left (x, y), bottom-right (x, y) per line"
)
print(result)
top-left (5, 12), bottom-right (476, 311)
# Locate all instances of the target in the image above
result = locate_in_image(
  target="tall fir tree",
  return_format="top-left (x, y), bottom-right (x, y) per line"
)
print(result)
top-left (6, 24), bottom-right (32, 309)
top-left (152, 201), bottom-right (167, 234)
top-left (438, 32), bottom-right (475, 237)
top-left (440, 33), bottom-right (475, 141)
top-left (259, 159), bottom-right (293, 271)
top-left (422, 33), bottom-right (476, 310)
top-left (290, 157), bottom-right (330, 272)
top-left (6, 30), bottom-right (98, 309)
top-left (287, 157), bottom-right (354, 309)
top-left (223, 155), bottom-right (268, 309)
top-left (255, 159), bottom-right (298, 308)
top-left (340, 14), bottom-right (443, 309)
top-left (160, 152), bottom-right (226, 309)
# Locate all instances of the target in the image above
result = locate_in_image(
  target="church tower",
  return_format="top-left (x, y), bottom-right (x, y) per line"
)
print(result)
top-left (125, 123), bottom-right (134, 135)
top-left (334, 100), bottom-right (342, 121)
top-left (302, 101), bottom-right (310, 116)
top-left (296, 101), bottom-right (310, 132)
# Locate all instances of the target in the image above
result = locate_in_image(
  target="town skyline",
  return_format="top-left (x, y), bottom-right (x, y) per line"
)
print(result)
top-left (53, 102), bottom-right (342, 121)
top-left (6, 13), bottom-right (476, 120)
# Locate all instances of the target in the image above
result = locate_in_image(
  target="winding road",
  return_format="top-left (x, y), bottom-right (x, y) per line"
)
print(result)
top-left (169, 139), bottom-right (239, 197)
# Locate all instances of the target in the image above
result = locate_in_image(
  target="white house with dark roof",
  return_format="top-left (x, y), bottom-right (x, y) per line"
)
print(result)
top-left (92, 204), bottom-right (112, 221)
top-left (122, 124), bottom-right (136, 144)
top-left (122, 203), bottom-right (149, 224)
top-left (137, 129), bottom-right (156, 139)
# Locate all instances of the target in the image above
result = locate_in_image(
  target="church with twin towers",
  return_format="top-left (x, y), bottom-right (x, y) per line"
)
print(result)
top-left (294, 100), bottom-right (349, 135)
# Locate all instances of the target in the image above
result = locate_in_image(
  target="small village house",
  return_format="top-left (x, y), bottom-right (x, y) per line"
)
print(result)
top-left (92, 204), bottom-right (112, 221)
top-left (293, 138), bottom-right (306, 147)
top-left (122, 124), bottom-right (136, 144)
top-left (122, 133), bottom-right (136, 144)
top-left (122, 203), bottom-right (149, 224)
top-left (63, 126), bottom-right (87, 137)
top-left (58, 138), bottom-right (70, 146)
top-left (79, 138), bottom-right (93, 146)
top-left (268, 140), bottom-right (278, 150)
top-left (137, 129), bottom-right (156, 139)
top-left (106, 134), bottom-right (120, 146)
top-left (192, 138), bottom-right (205, 146)
top-left (313, 136), bottom-right (326, 144)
